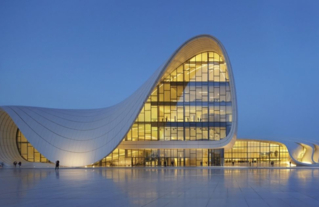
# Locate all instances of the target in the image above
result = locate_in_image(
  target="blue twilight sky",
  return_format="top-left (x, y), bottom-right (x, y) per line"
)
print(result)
top-left (1, 0), bottom-right (319, 140)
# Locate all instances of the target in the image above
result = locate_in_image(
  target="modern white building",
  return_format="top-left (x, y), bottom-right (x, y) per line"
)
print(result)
top-left (0, 35), bottom-right (317, 167)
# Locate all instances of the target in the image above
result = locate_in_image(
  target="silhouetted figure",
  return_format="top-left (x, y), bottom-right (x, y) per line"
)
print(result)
top-left (13, 161), bottom-right (17, 167)
top-left (232, 161), bottom-right (234, 166)
top-left (171, 161), bottom-right (174, 166)
top-left (18, 162), bottom-right (21, 167)
top-left (55, 160), bottom-right (60, 170)
top-left (271, 161), bottom-right (274, 167)
top-left (290, 162), bottom-right (291, 167)
top-left (1, 162), bottom-right (4, 168)
top-left (164, 161), bottom-right (166, 167)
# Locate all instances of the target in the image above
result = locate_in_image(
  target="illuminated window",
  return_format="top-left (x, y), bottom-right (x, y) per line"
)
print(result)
top-left (123, 52), bottom-right (232, 142)
top-left (16, 129), bottom-right (50, 163)
top-left (97, 52), bottom-right (234, 166)
top-left (224, 140), bottom-right (290, 167)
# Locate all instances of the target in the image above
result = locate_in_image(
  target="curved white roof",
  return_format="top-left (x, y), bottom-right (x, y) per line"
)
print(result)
top-left (0, 35), bottom-right (238, 167)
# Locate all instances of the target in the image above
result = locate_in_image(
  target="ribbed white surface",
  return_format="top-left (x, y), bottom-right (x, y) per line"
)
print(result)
top-left (0, 111), bottom-right (22, 165)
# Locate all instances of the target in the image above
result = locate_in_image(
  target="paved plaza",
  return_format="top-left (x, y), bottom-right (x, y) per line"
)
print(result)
top-left (1, 167), bottom-right (319, 207)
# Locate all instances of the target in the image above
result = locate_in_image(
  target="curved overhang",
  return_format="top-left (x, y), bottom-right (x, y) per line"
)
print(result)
top-left (281, 139), bottom-right (318, 166)
top-left (0, 35), bottom-right (237, 167)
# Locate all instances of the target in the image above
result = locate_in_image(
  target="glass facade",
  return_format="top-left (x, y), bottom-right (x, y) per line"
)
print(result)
top-left (16, 129), bottom-right (291, 167)
top-left (124, 51), bottom-right (232, 142)
top-left (92, 51), bottom-right (233, 167)
top-left (224, 140), bottom-right (290, 167)
top-left (95, 148), bottom-right (224, 167)
top-left (16, 129), bottom-right (50, 163)
top-left (92, 140), bottom-right (290, 167)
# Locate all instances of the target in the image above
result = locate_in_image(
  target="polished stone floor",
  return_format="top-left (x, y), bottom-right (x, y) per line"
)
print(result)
top-left (1, 168), bottom-right (319, 207)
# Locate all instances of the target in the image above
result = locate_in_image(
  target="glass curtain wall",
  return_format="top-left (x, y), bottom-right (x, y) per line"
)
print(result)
top-left (94, 140), bottom-right (290, 168)
top-left (95, 51), bottom-right (232, 167)
top-left (224, 140), bottom-right (290, 167)
top-left (124, 51), bottom-right (232, 142)
top-left (16, 129), bottom-right (50, 163)
top-left (95, 148), bottom-right (224, 167)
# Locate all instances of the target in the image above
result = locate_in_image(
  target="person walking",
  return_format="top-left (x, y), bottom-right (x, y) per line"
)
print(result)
top-left (55, 160), bottom-right (60, 170)
top-left (13, 161), bottom-right (17, 167)
top-left (18, 161), bottom-right (21, 167)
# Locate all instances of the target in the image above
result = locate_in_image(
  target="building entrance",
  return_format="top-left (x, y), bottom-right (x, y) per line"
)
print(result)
top-left (208, 149), bottom-right (224, 166)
